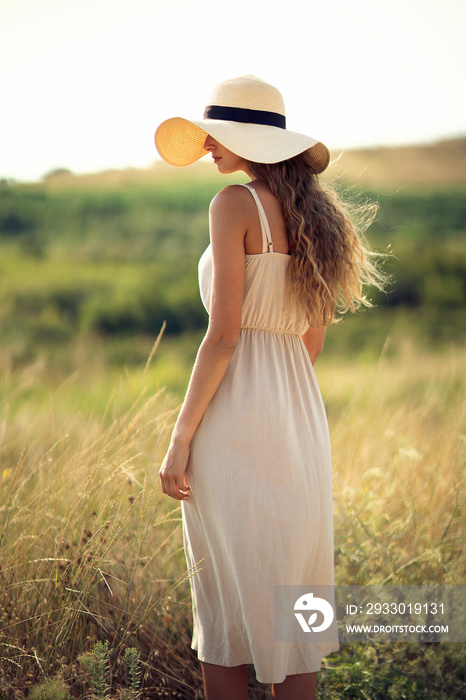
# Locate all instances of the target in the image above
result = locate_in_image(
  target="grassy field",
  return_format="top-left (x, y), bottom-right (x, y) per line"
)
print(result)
top-left (1, 339), bottom-right (464, 698)
top-left (0, 139), bottom-right (465, 697)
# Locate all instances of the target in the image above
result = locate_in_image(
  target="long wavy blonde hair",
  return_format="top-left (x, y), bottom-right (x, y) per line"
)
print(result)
top-left (247, 152), bottom-right (387, 327)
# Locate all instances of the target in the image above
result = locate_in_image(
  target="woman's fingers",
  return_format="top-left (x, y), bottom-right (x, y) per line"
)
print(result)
top-left (160, 474), bottom-right (190, 500)
top-left (159, 450), bottom-right (190, 501)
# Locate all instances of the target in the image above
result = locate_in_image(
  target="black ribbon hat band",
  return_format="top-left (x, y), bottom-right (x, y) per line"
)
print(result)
top-left (203, 105), bottom-right (286, 130)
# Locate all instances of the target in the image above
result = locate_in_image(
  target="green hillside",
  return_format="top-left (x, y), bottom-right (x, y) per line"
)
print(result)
top-left (1, 140), bottom-right (465, 376)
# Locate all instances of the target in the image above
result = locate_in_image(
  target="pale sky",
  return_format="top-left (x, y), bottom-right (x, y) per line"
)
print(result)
top-left (1, 0), bottom-right (465, 182)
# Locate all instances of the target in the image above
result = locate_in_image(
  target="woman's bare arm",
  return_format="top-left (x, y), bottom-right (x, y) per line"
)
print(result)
top-left (159, 186), bottom-right (247, 500)
top-left (301, 326), bottom-right (327, 366)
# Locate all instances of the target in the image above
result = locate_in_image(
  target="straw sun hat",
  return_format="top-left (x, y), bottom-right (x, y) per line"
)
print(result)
top-left (155, 75), bottom-right (330, 173)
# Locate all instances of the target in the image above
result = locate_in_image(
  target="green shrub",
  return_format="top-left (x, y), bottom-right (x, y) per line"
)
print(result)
top-left (79, 640), bottom-right (110, 698)
top-left (29, 679), bottom-right (71, 700)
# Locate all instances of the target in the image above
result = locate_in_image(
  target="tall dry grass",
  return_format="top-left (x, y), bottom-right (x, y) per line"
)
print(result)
top-left (0, 340), bottom-right (202, 697)
top-left (0, 338), bottom-right (464, 697)
top-left (320, 341), bottom-right (465, 587)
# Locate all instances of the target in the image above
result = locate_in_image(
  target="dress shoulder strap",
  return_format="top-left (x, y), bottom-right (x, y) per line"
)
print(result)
top-left (238, 183), bottom-right (274, 253)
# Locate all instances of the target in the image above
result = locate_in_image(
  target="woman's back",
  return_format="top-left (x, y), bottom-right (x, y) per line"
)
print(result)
top-left (200, 184), bottom-right (308, 336)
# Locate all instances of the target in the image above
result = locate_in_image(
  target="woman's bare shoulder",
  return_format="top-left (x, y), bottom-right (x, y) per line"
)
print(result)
top-left (209, 184), bottom-right (252, 212)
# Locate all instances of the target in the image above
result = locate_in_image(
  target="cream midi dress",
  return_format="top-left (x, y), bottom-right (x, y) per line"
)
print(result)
top-left (182, 184), bottom-right (339, 683)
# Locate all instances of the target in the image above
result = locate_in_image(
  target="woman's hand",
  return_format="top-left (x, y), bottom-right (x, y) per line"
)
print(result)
top-left (159, 441), bottom-right (191, 501)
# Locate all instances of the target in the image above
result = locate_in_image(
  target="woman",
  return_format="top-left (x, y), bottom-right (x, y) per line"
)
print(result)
top-left (155, 75), bottom-right (384, 700)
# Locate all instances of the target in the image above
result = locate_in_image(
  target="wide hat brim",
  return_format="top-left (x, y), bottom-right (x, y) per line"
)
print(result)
top-left (155, 117), bottom-right (330, 173)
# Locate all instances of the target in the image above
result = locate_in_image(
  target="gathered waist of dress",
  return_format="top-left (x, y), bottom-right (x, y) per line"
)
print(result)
top-left (241, 324), bottom-right (302, 337)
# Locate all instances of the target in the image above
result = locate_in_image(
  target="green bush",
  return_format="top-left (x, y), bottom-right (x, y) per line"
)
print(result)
top-left (29, 679), bottom-right (71, 700)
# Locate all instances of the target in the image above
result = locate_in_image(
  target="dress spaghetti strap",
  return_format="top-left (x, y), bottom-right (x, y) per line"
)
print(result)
top-left (239, 184), bottom-right (274, 253)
